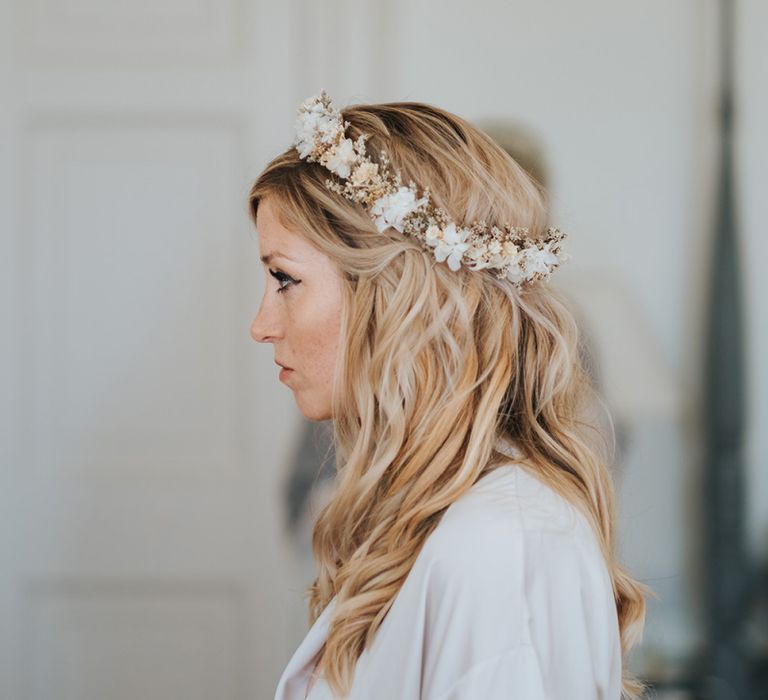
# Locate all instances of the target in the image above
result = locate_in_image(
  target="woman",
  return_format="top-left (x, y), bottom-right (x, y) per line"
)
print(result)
top-left (249, 92), bottom-right (650, 699)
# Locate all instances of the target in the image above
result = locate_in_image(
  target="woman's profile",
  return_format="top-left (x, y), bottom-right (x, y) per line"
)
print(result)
top-left (249, 91), bottom-right (650, 699)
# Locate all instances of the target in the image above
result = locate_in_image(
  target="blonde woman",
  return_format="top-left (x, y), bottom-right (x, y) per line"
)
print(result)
top-left (249, 92), bottom-right (650, 700)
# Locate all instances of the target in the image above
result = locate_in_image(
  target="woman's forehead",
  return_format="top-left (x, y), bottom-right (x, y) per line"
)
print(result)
top-left (257, 214), bottom-right (331, 273)
top-left (255, 195), bottom-right (287, 232)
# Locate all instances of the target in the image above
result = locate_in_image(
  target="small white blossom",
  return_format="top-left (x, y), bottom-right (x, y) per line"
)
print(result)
top-left (464, 244), bottom-right (492, 270)
top-left (492, 241), bottom-right (521, 271)
top-left (371, 186), bottom-right (428, 233)
top-left (294, 114), bottom-right (323, 157)
top-left (506, 266), bottom-right (525, 284)
top-left (522, 246), bottom-right (558, 276)
top-left (294, 126), bottom-right (316, 159)
top-left (431, 223), bottom-right (471, 271)
top-left (317, 116), bottom-right (341, 144)
top-left (424, 224), bottom-right (442, 246)
top-left (323, 138), bottom-right (356, 178)
top-left (294, 98), bottom-right (343, 156)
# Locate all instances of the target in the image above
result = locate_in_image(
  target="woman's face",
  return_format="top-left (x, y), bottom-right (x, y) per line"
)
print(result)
top-left (250, 196), bottom-right (344, 422)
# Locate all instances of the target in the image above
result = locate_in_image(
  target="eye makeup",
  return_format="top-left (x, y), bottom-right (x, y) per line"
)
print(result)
top-left (269, 268), bottom-right (300, 293)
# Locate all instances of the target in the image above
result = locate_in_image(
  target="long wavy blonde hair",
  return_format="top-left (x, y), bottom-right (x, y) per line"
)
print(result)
top-left (249, 99), bottom-right (651, 699)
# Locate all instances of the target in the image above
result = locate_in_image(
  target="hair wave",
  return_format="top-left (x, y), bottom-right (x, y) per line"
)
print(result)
top-left (249, 99), bottom-right (651, 699)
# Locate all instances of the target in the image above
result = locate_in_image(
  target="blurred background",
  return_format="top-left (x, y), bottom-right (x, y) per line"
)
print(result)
top-left (1, 0), bottom-right (766, 698)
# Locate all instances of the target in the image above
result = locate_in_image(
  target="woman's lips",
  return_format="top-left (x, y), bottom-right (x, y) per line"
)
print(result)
top-left (275, 358), bottom-right (293, 382)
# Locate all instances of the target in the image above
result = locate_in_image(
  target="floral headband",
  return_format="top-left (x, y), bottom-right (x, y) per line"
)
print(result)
top-left (294, 90), bottom-right (569, 287)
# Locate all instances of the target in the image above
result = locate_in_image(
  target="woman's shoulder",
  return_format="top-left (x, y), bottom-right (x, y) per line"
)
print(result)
top-left (418, 456), bottom-right (608, 586)
top-left (433, 458), bottom-right (594, 538)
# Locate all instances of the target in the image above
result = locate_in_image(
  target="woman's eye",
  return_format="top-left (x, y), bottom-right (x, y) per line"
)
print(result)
top-left (269, 268), bottom-right (298, 294)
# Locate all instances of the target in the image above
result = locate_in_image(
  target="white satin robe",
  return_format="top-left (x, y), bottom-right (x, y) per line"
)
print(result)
top-left (274, 439), bottom-right (622, 699)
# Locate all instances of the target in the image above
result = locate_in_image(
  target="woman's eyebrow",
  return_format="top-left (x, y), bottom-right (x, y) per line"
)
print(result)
top-left (260, 252), bottom-right (299, 265)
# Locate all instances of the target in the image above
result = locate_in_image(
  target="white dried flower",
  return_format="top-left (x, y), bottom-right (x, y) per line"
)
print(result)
top-left (522, 246), bottom-right (559, 276)
top-left (505, 262), bottom-right (526, 284)
top-left (323, 138), bottom-right (356, 178)
top-left (294, 126), bottom-right (316, 159)
top-left (424, 224), bottom-right (442, 246)
top-left (295, 93), bottom-right (343, 157)
top-left (430, 223), bottom-right (471, 271)
top-left (371, 186), bottom-right (428, 233)
top-left (294, 114), bottom-right (327, 158)
top-left (464, 244), bottom-right (492, 270)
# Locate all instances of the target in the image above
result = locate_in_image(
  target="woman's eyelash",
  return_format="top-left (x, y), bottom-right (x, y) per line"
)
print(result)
top-left (269, 268), bottom-right (298, 293)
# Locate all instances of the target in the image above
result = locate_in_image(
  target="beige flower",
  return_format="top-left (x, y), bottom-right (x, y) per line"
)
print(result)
top-left (350, 161), bottom-right (379, 186)
top-left (502, 240), bottom-right (520, 258)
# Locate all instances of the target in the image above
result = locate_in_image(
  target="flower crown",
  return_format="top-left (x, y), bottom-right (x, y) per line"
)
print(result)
top-left (294, 90), bottom-right (569, 288)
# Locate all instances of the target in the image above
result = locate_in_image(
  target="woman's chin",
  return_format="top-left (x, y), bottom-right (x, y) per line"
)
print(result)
top-left (295, 396), bottom-right (332, 422)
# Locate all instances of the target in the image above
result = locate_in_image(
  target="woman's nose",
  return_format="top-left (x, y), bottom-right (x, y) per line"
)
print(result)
top-left (250, 300), bottom-right (281, 343)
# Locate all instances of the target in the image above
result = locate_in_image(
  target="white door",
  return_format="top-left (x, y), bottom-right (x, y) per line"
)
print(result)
top-left (0, 1), bottom-right (390, 698)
